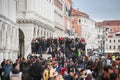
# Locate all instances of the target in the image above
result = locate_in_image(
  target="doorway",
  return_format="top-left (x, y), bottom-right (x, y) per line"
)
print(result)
top-left (19, 29), bottom-right (25, 57)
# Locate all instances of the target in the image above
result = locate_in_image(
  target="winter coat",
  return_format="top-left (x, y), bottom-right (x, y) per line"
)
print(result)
top-left (29, 62), bottom-right (43, 79)
top-left (3, 64), bottom-right (13, 78)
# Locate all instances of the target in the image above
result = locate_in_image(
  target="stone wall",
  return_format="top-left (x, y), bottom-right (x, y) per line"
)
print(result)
top-left (0, 14), bottom-right (19, 63)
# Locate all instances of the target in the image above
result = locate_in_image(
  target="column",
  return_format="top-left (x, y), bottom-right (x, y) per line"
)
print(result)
top-left (48, 30), bottom-right (50, 38)
top-left (13, 28), bottom-right (16, 50)
top-left (16, 28), bottom-right (19, 50)
top-left (41, 27), bottom-right (43, 37)
top-left (2, 23), bottom-right (7, 49)
top-left (46, 29), bottom-right (48, 38)
top-left (0, 21), bottom-right (3, 63)
top-left (0, 51), bottom-right (3, 63)
top-left (42, 28), bottom-right (44, 37)
top-left (0, 21), bottom-right (2, 48)
top-left (11, 28), bottom-right (15, 49)
top-left (39, 26), bottom-right (41, 37)
top-left (35, 25), bottom-right (38, 37)
top-left (9, 51), bottom-right (13, 61)
top-left (6, 25), bottom-right (10, 49)
top-left (49, 31), bottom-right (51, 38)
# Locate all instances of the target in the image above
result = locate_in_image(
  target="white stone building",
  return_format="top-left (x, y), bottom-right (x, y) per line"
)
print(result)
top-left (96, 20), bottom-right (120, 54)
top-left (54, 0), bottom-right (65, 37)
top-left (16, 0), bottom-right (55, 57)
top-left (78, 17), bottom-right (98, 49)
top-left (95, 24), bottom-right (104, 54)
top-left (0, 0), bottom-right (19, 62)
top-left (105, 32), bottom-right (120, 53)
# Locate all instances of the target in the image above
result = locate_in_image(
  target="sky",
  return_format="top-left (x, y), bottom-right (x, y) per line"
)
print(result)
top-left (73, 0), bottom-right (120, 22)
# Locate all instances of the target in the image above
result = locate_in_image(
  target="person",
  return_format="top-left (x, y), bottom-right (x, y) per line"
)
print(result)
top-left (29, 58), bottom-right (43, 80)
top-left (9, 62), bottom-right (22, 80)
top-left (53, 71), bottom-right (64, 80)
top-left (79, 69), bottom-right (87, 80)
top-left (0, 59), bottom-right (6, 80)
top-left (74, 73), bottom-right (79, 80)
top-left (43, 61), bottom-right (55, 80)
top-left (96, 65), bottom-right (118, 80)
top-left (20, 59), bottom-right (31, 80)
top-left (64, 68), bottom-right (74, 80)
top-left (3, 59), bottom-right (13, 80)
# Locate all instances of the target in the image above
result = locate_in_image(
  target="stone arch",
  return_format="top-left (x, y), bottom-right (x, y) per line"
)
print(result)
top-left (19, 29), bottom-right (25, 57)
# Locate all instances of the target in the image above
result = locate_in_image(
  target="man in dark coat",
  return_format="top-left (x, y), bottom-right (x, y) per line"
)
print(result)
top-left (29, 58), bottom-right (44, 80)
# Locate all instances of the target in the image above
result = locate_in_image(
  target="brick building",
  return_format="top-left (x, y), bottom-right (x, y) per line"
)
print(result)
top-left (72, 8), bottom-right (97, 50)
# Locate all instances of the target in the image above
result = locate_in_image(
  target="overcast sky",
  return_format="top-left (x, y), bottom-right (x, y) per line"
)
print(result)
top-left (73, 0), bottom-right (120, 22)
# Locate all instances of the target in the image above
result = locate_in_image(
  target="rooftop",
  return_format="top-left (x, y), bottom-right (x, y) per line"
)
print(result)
top-left (72, 8), bottom-right (89, 18)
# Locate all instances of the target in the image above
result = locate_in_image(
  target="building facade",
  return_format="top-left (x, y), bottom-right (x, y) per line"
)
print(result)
top-left (0, 0), bottom-right (19, 62)
top-left (72, 8), bottom-right (97, 50)
top-left (64, 0), bottom-right (74, 37)
top-left (54, 0), bottom-right (65, 37)
top-left (106, 32), bottom-right (120, 53)
top-left (95, 23), bottom-right (104, 54)
top-left (72, 8), bottom-right (82, 37)
top-left (17, 0), bottom-right (55, 57)
top-left (97, 20), bottom-right (120, 54)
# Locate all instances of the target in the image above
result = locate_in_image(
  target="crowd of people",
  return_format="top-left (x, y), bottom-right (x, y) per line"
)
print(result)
top-left (0, 37), bottom-right (120, 80)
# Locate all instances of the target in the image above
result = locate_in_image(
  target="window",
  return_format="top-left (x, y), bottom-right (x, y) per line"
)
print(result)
top-left (110, 29), bottom-right (112, 31)
top-left (106, 28), bottom-right (109, 31)
top-left (106, 39), bottom-right (108, 41)
top-left (99, 29), bottom-right (101, 32)
top-left (115, 33), bottom-right (120, 36)
top-left (118, 40), bottom-right (120, 43)
top-left (114, 46), bottom-right (116, 49)
top-left (109, 39), bottom-right (111, 43)
top-left (98, 35), bottom-right (100, 39)
top-left (109, 46), bottom-right (111, 49)
top-left (114, 40), bottom-right (115, 43)
top-left (118, 45), bottom-right (120, 49)
top-left (54, 0), bottom-right (63, 10)
top-left (79, 19), bottom-right (81, 23)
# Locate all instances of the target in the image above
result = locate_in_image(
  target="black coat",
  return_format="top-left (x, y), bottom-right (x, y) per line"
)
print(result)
top-left (29, 62), bottom-right (43, 79)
